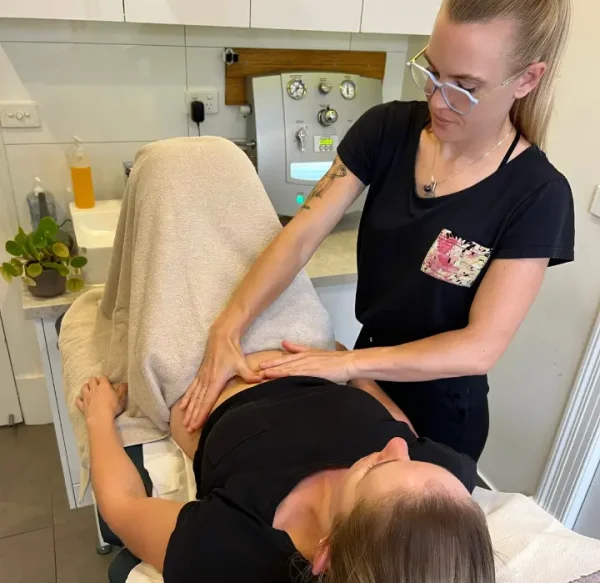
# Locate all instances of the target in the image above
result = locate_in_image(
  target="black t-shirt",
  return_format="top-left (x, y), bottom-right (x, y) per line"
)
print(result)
top-left (163, 377), bottom-right (476, 583)
top-left (337, 101), bottom-right (575, 345)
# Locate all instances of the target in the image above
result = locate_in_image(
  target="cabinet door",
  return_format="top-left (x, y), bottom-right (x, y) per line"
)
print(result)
top-left (0, 0), bottom-right (123, 21)
top-left (251, 0), bottom-right (362, 33)
top-left (0, 315), bottom-right (22, 426)
top-left (361, 0), bottom-right (441, 35)
top-left (125, 0), bottom-right (250, 27)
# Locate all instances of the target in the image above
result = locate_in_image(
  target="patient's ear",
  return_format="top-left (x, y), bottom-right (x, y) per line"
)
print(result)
top-left (312, 541), bottom-right (330, 575)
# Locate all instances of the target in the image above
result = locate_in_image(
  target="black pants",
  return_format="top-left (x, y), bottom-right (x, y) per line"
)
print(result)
top-left (355, 328), bottom-right (489, 461)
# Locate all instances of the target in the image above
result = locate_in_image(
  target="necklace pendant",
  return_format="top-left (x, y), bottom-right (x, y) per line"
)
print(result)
top-left (424, 181), bottom-right (437, 197)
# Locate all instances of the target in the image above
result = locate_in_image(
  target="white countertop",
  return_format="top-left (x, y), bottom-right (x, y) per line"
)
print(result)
top-left (22, 228), bottom-right (358, 320)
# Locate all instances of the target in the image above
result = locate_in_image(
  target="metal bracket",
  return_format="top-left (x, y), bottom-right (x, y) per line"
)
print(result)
top-left (223, 48), bottom-right (240, 66)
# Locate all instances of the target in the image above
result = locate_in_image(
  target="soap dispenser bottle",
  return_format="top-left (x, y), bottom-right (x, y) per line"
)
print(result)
top-left (27, 177), bottom-right (57, 230)
top-left (69, 136), bottom-right (95, 209)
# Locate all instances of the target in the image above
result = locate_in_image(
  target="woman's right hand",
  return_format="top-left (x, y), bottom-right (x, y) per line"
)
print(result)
top-left (180, 327), bottom-right (262, 433)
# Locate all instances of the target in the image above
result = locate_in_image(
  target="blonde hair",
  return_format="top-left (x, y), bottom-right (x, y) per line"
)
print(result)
top-left (445, 0), bottom-right (572, 149)
top-left (320, 491), bottom-right (495, 583)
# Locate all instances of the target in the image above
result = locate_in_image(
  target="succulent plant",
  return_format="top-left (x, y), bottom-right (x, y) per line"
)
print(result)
top-left (1, 217), bottom-right (87, 292)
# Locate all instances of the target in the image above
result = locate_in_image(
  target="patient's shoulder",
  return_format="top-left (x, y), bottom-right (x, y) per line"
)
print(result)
top-left (164, 493), bottom-right (304, 582)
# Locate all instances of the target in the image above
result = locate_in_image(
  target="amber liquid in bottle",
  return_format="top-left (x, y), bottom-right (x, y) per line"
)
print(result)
top-left (71, 166), bottom-right (95, 209)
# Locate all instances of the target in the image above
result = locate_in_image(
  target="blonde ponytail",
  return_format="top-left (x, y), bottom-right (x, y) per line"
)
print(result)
top-left (445, 0), bottom-right (572, 149)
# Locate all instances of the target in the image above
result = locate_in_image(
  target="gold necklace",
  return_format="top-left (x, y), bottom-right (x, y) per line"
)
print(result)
top-left (423, 127), bottom-right (515, 198)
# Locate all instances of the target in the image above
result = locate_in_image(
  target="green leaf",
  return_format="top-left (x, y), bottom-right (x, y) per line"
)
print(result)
top-left (66, 277), bottom-right (84, 292)
top-left (37, 216), bottom-right (58, 236)
top-left (52, 242), bottom-right (70, 259)
top-left (70, 256), bottom-right (87, 269)
top-left (9, 260), bottom-right (23, 277)
top-left (32, 232), bottom-right (47, 249)
top-left (5, 240), bottom-right (23, 257)
top-left (23, 276), bottom-right (36, 287)
top-left (26, 235), bottom-right (40, 261)
top-left (26, 263), bottom-right (43, 278)
top-left (15, 227), bottom-right (28, 248)
top-left (2, 262), bottom-right (18, 277)
top-left (0, 266), bottom-right (13, 284)
top-left (42, 262), bottom-right (69, 277)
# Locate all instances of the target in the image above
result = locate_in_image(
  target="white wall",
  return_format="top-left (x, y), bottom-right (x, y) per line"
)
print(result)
top-left (401, 34), bottom-right (428, 101)
top-left (0, 19), bottom-right (408, 424)
top-left (479, 0), bottom-right (600, 494)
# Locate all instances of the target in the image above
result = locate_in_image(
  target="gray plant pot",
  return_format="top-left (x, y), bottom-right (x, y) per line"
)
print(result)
top-left (28, 268), bottom-right (66, 298)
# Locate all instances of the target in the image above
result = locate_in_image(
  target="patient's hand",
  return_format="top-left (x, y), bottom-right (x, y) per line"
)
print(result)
top-left (76, 376), bottom-right (128, 425)
top-left (180, 327), bottom-right (262, 433)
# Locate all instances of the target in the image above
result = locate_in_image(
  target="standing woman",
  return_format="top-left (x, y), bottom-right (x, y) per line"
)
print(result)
top-left (182, 0), bottom-right (575, 462)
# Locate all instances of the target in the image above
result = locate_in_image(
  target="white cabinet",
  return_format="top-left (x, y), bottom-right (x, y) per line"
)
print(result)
top-left (124, 0), bottom-right (250, 27)
top-left (251, 0), bottom-right (363, 33)
top-left (0, 314), bottom-right (22, 426)
top-left (0, 0), bottom-right (123, 21)
top-left (34, 317), bottom-right (84, 509)
top-left (361, 0), bottom-right (441, 35)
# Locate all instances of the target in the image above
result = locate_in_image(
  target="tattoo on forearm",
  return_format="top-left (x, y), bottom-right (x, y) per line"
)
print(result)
top-left (301, 161), bottom-right (348, 211)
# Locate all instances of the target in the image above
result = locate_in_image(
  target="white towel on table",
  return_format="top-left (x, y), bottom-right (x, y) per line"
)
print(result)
top-left (59, 137), bottom-right (335, 479)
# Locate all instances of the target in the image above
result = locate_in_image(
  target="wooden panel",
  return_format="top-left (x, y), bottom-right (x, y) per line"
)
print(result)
top-left (225, 48), bottom-right (386, 105)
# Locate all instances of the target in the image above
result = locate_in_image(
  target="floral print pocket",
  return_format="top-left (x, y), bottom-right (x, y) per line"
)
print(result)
top-left (421, 229), bottom-right (492, 288)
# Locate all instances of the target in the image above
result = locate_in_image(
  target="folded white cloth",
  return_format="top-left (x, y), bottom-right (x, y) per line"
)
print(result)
top-left (473, 489), bottom-right (600, 582)
top-left (60, 137), bottom-right (335, 475)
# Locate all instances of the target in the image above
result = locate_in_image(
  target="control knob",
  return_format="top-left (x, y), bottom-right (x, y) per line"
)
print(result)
top-left (318, 107), bottom-right (338, 127)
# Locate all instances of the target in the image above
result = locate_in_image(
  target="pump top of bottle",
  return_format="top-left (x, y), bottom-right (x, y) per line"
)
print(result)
top-left (72, 136), bottom-right (84, 160)
top-left (32, 177), bottom-right (45, 197)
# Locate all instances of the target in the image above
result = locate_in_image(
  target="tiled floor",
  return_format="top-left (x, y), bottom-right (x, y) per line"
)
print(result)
top-left (0, 424), bottom-right (113, 583)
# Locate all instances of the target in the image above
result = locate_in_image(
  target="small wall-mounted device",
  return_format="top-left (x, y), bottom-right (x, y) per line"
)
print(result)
top-left (246, 72), bottom-right (382, 217)
top-left (223, 48), bottom-right (239, 65)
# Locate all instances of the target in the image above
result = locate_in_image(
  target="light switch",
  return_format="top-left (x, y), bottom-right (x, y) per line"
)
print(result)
top-left (0, 101), bottom-right (40, 128)
top-left (591, 185), bottom-right (600, 219)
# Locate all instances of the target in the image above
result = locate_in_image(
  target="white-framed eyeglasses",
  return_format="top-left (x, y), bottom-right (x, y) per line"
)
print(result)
top-left (407, 46), bottom-right (527, 116)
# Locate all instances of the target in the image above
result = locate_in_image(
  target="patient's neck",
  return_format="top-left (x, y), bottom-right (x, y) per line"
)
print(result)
top-left (275, 469), bottom-right (347, 562)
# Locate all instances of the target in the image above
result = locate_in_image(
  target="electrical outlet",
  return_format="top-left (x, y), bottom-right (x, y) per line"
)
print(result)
top-left (185, 89), bottom-right (219, 115)
top-left (0, 101), bottom-right (40, 128)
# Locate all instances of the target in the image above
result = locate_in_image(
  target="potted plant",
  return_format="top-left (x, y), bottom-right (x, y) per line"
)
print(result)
top-left (1, 217), bottom-right (87, 298)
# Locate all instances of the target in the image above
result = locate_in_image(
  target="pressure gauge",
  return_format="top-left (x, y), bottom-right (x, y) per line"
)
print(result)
top-left (340, 79), bottom-right (357, 100)
top-left (287, 79), bottom-right (307, 100)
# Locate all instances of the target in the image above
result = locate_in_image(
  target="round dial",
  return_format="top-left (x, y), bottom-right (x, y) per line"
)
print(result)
top-left (340, 79), bottom-right (357, 100)
top-left (287, 79), bottom-right (307, 100)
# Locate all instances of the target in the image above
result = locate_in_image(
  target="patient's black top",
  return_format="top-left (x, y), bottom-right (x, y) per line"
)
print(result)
top-left (163, 377), bottom-right (477, 583)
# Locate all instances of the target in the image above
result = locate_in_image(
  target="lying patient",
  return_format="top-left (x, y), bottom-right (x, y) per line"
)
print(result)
top-left (78, 350), bottom-right (495, 583)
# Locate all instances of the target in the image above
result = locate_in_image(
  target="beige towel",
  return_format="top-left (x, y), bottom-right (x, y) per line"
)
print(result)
top-left (60, 137), bottom-right (335, 473)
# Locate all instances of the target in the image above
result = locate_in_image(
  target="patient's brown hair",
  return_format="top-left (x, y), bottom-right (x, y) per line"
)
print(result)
top-left (322, 490), bottom-right (495, 583)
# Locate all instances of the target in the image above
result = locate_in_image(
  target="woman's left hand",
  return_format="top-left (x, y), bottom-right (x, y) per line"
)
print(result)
top-left (259, 341), bottom-right (358, 383)
top-left (76, 376), bottom-right (128, 424)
